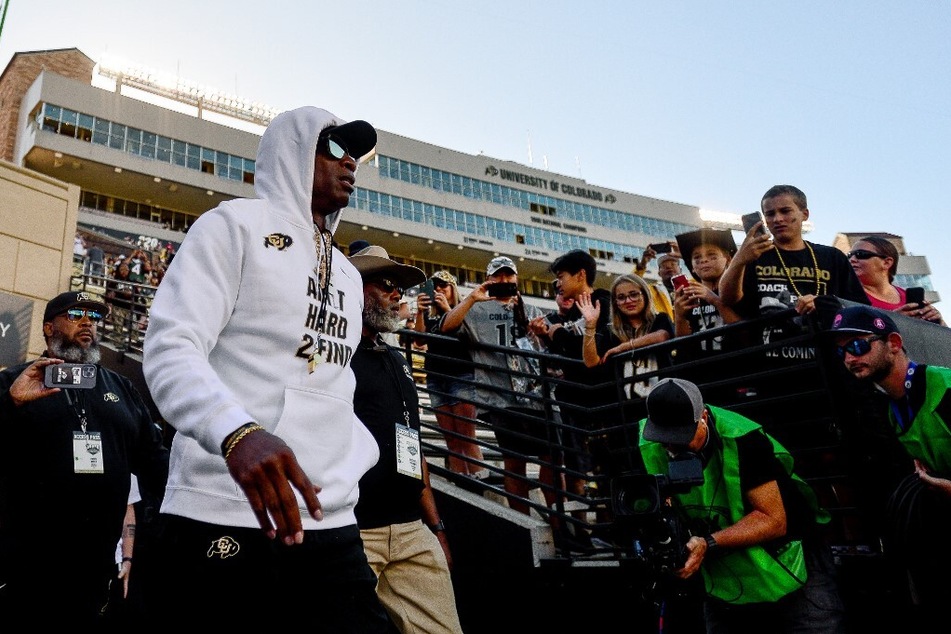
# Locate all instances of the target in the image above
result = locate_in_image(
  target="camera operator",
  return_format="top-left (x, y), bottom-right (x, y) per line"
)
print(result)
top-left (0, 291), bottom-right (169, 626)
top-left (636, 378), bottom-right (845, 633)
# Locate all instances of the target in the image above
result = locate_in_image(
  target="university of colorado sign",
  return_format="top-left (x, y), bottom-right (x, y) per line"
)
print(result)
top-left (485, 166), bottom-right (617, 204)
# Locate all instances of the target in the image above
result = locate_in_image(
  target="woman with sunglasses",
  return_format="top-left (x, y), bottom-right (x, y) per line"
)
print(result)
top-left (577, 274), bottom-right (674, 399)
top-left (848, 236), bottom-right (945, 325)
top-left (414, 271), bottom-right (488, 479)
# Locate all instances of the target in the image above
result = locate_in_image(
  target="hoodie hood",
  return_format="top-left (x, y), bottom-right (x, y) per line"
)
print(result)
top-left (254, 106), bottom-right (353, 233)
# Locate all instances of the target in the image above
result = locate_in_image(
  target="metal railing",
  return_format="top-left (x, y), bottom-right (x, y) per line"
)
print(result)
top-left (71, 266), bottom-right (156, 353)
top-left (401, 304), bottom-right (910, 562)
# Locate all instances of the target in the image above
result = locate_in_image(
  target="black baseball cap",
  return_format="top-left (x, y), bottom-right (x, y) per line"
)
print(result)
top-left (829, 305), bottom-right (899, 337)
top-left (320, 120), bottom-right (377, 159)
top-left (43, 291), bottom-right (109, 322)
top-left (643, 378), bottom-right (705, 445)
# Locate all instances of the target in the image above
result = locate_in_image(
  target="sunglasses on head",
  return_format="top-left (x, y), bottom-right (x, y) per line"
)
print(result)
top-left (835, 335), bottom-right (883, 358)
top-left (318, 134), bottom-right (350, 161)
top-left (846, 249), bottom-right (883, 260)
top-left (64, 308), bottom-right (104, 322)
top-left (373, 278), bottom-right (404, 297)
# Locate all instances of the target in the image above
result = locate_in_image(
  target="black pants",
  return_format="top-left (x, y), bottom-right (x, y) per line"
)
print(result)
top-left (0, 550), bottom-right (112, 626)
top-left (147, 515), bottom-right (395, 631)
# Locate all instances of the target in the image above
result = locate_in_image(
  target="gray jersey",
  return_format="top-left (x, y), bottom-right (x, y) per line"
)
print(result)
top-left (447, 298), bottom-right (545, 414)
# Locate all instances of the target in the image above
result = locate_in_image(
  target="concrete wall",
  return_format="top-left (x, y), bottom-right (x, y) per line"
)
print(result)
top-left (0, 159), bottom-right (81, 366)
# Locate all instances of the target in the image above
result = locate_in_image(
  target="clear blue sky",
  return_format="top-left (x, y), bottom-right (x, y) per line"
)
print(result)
top-left (2, 1), bottom-right (949, 301)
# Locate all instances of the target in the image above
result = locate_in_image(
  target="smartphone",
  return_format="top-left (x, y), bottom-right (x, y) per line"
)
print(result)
top-left (647, 242), bottom-right (673, 254)
top-left (741, 211), bottom-right (767, 236)
top-left (416, 279), bottom-right (436, 301)
top-left (486, 282), bottom-right (518, 298)
top-left (672, 274), bottom-right (690, 292)
top-left (906, 287), bottom-right (925, 306)
top-left (44, 363), bottom-right (97, 390)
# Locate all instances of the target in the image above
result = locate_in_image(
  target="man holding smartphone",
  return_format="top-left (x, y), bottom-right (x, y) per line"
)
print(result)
top-left (0, 291), bottom-right (169, 626)
top-left (719, 185), bottom-right (868, 318)
top-left (438, 256), bottom-right (561, 524)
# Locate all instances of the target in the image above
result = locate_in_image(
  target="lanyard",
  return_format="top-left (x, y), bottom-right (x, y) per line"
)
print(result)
top-left (372, 337), bottom-right (412, 425)
top-left (64, 389), bottom-right (89, 433)
top-left (890, 361), bottom-right (918, 432)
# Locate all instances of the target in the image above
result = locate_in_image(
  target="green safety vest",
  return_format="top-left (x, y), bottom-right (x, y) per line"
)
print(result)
top-left (639, 406), bottom-right (827, 604)
top-left (891, 365), bottom-right (951, 476)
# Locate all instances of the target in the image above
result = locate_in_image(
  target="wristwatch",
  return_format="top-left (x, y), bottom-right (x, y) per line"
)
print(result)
top-left (428, 520), bottom-right (446, 533)
top-left (704, 534), bottom-right (719, 556)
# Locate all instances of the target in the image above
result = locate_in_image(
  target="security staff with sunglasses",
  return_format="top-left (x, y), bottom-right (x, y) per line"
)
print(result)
top-left (831, 305), bottom-right (951, 622)
top-left (0, 291), bottom-right (169, 626)
top-left (142, 107), bottom-right (393, 629)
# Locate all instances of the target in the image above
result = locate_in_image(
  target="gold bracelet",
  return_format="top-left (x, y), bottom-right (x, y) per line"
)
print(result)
top-left (223, 423), bottom-right (265, 460)
top-left (221, 422), bottom-right (253, 454)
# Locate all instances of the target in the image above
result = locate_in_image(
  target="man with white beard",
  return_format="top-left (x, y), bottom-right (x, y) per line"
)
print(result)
top-left (349, 246), bottom-right (464, 633)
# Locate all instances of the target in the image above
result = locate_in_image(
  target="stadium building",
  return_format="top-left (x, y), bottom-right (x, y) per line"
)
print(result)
top-left (0, 47), bottom-right (939, 305)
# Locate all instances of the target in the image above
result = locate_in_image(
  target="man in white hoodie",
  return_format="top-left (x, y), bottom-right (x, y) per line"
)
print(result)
top-left (142, 107), bottom-right (392, 630)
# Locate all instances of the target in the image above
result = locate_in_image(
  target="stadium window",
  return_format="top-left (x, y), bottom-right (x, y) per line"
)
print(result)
top-left (59, 109), bottom-right (78, 139)
top-left (201, 147), bottom-right (216, 174)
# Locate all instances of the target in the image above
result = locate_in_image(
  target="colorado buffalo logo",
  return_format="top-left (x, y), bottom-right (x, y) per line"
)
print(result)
top-left (264, 233), bottom-right (293, 250)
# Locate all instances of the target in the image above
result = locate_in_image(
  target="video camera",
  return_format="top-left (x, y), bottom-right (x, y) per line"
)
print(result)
top-left (610, 452), bottom-right (704, 577)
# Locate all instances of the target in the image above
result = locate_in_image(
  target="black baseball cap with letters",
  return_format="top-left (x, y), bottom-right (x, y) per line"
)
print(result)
top-left (43, 291), bottom-right (109, 322)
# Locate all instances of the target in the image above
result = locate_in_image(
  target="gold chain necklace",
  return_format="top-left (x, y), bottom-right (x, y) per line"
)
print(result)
top-left (313, 227), bottom-right (333, 287)
top-left (308, 227), bottom-right (334, 373)
top-left (773, 241), bottom-right (820, 297)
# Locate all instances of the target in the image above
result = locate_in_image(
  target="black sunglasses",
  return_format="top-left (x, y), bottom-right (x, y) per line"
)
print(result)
top-left (846, 249), bottom-right (883, 261)
top-left (835, 335), bottom-right (883, 358)
top-left (64, 308), bottom-right (104, 322)
top-left (373, 278), bottom-right (404, 297)
top-left (318, 134), bottom-right (349, 161)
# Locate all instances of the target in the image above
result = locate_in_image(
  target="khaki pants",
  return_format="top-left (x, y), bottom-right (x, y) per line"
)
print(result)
top-left (361, 521), bottom-right (463, 634)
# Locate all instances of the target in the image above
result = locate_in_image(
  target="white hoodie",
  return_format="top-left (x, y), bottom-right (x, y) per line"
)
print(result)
top-left (143, 107), bottom-right (378, 530)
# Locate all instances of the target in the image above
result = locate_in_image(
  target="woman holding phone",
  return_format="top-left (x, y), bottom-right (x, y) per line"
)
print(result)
top-left (848, 236), bottom-right (945, 325)
top-left (414, 271), bottom-right (489, 478)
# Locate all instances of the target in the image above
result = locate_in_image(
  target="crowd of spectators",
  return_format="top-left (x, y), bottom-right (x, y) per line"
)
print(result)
top-left (54, 181), bottom-right (949, 630)
top-left (72, 233), bottom-right (177, 347)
